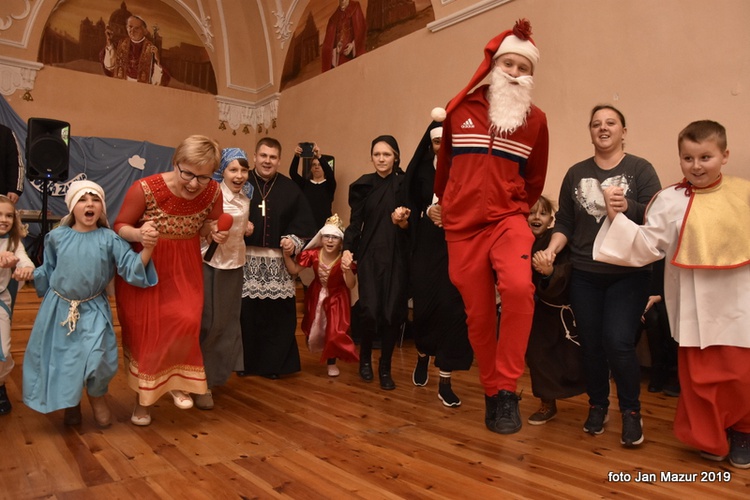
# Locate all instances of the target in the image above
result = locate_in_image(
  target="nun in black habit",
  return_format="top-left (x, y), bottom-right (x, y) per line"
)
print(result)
top-left (403, 121), bottom-right (473, 407)
top-left (343, 135), bottom-right (411, 391)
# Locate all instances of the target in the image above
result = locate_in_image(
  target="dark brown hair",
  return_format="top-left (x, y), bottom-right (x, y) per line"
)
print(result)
top-left (678, 120), bottom-right (727, 151)
top-left (589, 104), bottom-right (626, 128)
top-left (256, 137), bottom-right (282, 156)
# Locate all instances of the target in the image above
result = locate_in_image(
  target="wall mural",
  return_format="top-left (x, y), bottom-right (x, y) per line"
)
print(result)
top-left (38, 0), bottom-right (217, 94)
top-left (281, 0), bottom-right (434, 90)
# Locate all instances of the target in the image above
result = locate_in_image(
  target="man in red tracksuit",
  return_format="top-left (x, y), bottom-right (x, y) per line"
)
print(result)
top-left (433, 19), bottom-right (549, 435)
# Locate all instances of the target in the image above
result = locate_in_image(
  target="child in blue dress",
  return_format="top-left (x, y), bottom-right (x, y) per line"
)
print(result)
top-left (23, 180), bottom-right (158, 427)
top-left (0, 195), bottom-right (35, 415)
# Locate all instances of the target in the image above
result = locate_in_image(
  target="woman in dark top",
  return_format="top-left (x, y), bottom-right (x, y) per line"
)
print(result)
top-left (289, 144), bottom-right (336, 229)
top-left (541, 105), bottom-right (661, 447)
top-left (343, 135), bottom-right (410, 390)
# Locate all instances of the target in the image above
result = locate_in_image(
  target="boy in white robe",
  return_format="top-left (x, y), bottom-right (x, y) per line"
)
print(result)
top-left (592, 120), bottom-right (750, 469)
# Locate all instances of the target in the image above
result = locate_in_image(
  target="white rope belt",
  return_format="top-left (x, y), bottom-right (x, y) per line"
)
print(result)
top-left (53, 289), bottom-right (103, 335)
top-left (539, 299), bottom-right (580, 346)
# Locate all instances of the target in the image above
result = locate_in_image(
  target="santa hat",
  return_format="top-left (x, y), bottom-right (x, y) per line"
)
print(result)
top-left (431, 19), bottom-right (538, 122)
top-left (61, 180), bottom-right (109, 228)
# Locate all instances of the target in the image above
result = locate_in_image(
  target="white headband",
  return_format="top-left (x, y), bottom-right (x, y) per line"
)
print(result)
top-left (61, 180), bottom-right (109, 228)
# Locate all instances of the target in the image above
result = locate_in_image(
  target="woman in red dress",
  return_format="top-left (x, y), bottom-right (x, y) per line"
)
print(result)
top-left (115, 135), bottom-right (225, 426)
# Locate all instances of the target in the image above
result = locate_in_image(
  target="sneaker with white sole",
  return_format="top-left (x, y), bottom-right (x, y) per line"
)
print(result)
top-left (583, 405), bottom-right (609, 435)
top-left (437, 381), bottom-right (461, 407)
top-left (620, 410), bottom-right (644, 447)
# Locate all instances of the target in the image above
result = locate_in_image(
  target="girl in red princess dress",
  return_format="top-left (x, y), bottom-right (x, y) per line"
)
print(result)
top-left (283, 214), bottom-right (358, 377)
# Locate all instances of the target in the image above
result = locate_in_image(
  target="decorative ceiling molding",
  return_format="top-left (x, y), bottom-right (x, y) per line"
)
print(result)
top-left (0, 55), bottom-right (42, 96)
top-left (218, 0), bottom-right (275, 95)
top-left (0, 0), bottom-right (43, 49)
top-left (272, 0), bottom-right (300, 50)
top-left (216, 93), bottom-right (280, 132)
top-left (427, 0), bottom-right (514, 32)
top-left (173, 0), bottom-right (215, 51)
top-left (0, 0), bottom-right (31, 31)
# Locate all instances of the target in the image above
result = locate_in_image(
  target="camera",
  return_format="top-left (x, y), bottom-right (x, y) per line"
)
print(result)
top-left (299, 142), bottom-right (315, 159)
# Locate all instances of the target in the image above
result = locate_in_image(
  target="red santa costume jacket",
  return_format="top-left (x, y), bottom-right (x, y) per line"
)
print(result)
top-left (435, 85), bottom-right (549, 239)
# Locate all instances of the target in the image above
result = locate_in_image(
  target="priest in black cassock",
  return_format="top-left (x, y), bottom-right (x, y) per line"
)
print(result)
top-left (239, 137), bottom-right (317, 378)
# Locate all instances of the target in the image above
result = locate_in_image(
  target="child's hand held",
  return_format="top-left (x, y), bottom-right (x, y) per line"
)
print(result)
top-left (0, 251), bottom-right (19, 269)
top-left (12, 266), bottom-right (34, 281)
top-left (139, 221), bottom-right (159, 245)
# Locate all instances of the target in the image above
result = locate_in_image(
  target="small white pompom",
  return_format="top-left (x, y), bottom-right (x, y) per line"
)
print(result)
top-left (431, 107), bottom-right (447, 123)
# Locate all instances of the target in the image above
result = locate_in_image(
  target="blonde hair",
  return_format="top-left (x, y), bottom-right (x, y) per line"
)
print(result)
top-left (0, 196), bottom-right (27, 252)
top-left (172, 135), bottom-right (221, 172)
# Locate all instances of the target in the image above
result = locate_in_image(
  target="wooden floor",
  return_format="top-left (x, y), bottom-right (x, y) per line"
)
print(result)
top-left (1, 288), bottom-right (748, 499)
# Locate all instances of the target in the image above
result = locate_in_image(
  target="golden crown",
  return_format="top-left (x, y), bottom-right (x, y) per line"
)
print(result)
top-left (326, 213), bottom-right (344, 232)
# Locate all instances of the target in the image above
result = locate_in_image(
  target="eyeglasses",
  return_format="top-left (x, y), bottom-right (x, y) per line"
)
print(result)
top-left (322, 234), bottom-right (342, 241)
top-left (177, 164), bottom-right (213, 185)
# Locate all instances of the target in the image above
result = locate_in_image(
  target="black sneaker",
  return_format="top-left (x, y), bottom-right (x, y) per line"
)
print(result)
top-left (620, 410), bottom-right (644, 447)
top-left (0, 384), bottom-right (11, 415)
top-left (729, 429), bottom-right (750, 469)
top-left (437, 382), bottom-right (461, 407)
top-left (412, 355), bottom-right (429, 386)
top-left (484, 394), bottom-right (498, 431)
top-left (583, 405), bottom-right (609, 435)
top-left (493, 390), bottom-right (522, 434)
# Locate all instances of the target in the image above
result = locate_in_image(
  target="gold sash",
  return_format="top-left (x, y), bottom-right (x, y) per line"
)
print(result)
top-left (672, 176), bottom-right (750, 268)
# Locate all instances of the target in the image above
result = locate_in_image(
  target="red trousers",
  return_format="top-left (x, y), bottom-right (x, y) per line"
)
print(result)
top-left (675, 345), bottom-right (750, 456)
top-left (447, 215), bottom-right (535, 396)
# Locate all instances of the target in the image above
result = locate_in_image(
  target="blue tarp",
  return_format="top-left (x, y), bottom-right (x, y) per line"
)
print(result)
top-left (0, 97), bottom-right (174, 226)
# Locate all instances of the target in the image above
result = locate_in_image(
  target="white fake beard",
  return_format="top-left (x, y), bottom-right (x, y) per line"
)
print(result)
top-left (487, 68), bottom-right (534, 136)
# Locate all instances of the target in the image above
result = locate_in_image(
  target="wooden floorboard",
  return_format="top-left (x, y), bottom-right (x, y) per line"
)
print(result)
top-left (2, 288), bottom-right (749, 499)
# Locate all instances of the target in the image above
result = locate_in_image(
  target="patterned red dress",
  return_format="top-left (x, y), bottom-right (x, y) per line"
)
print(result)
top-left (298, 249), bottom-right (358, 363)
top-left (115, 174), bottom-right (221, 405)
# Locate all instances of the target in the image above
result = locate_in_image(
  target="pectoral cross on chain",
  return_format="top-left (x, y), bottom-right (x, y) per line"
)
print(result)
top-left (259, 200), bottom-right (266, 216)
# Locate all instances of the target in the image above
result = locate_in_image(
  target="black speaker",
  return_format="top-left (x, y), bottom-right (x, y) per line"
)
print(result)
top-left (26, 118), bottom-right (70, 181)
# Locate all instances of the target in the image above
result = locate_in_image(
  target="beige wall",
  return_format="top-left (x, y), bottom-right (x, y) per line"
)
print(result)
top-left (3, 0), bottom-right (749, 223)
top-left (276, 0), bottom-right (750, 220)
